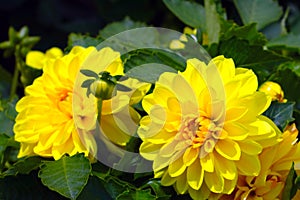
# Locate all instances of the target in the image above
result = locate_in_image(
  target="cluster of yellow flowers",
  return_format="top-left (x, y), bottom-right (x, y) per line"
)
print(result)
top-left (14, 46), bottom-right (300, 199)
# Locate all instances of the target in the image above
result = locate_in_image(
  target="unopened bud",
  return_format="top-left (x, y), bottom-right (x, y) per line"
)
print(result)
top-left (90, 79), bottom-right (116, 100)
top-left (259, 81), bottom-right (287, 102)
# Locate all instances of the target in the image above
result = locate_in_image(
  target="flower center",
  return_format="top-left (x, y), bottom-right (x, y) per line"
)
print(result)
top-left (57, 89), bottom-right (72, 117)
top-left (177, 115), bottom-right (222, 154)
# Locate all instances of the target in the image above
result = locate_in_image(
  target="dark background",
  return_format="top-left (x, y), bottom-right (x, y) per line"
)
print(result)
top-left (0, 0), bottom-right (299, 50)
top-left (0, 0), bottom-right (185, 50)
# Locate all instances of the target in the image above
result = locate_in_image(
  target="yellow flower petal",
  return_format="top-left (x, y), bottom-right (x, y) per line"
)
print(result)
top-left (200, 152), bottom-right (214, 172)
top-left (175, 172), bottom-right (189, 194)
top-left (238, 140), bottom-right (263, 155)
top-left (209, 55), bottom-right (235, 84)
top-left (225, 106), bottom-right (248, 122)
top-left (45, 47), bottom-right (63, 59)
top-left (204, 170), bottom-right (224, 193)
top-left (139, 141), bottom-right (162, 160)
top-left (189, 185), bottom-right (210, 200)
top-left (223, 122), bottom-right (248, 140)
top-left (236, 153), bottom-right (260, 176)
top-left (183, 147), bottom-right (199, 166)
top-left (215, 139), bottom-right (241, 160)
top-left (17, 143), bottom-right (35, 158)
top-left (26, 51), bottom-right (45, 69)
top-left (214, 153), bottom-right (237, 180)
top-left (161, 169), bottom-right (177, 186)
top-left (187, 158), bottom-right (204, 190)
top-left (169, 156), bottom-right (186, 177)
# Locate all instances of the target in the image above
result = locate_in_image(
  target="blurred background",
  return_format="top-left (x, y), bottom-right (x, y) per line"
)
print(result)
top-left (0, 0), bottom-right (299, 50)
top-left (0, 0), bottom-right (185, 50)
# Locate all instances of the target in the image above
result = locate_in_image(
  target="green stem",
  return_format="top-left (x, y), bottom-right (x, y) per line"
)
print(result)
top-left (97, 98), bottom-right (103, 125)
top-left (10, 57), bottom-right (20, 98)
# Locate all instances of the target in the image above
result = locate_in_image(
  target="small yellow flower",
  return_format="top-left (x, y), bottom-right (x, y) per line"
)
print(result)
top-left (259, 81), bottom-right (287, 102)
top-left (221, 123), bottom-right (300, 200)
top-left (169, 27), bottom-right (197, 50)
top-left (138, 55), bottom-right (279, 199)
top-left (26, 47), bottom-right (63, 69)
top-left (169, 40), bottom-right (186, 50)
top-left (183, 27), bottom-right (197, 35)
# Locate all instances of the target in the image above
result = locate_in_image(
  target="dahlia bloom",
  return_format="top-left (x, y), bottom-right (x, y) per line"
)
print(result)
top-left (14, 46), bottom-right (147, 160)
top-left (26, 47), bottom-right (63, 69)
top-left (221, 123), bottom-right (300, 200)
top-left (138, 56), bottom-right (279, 198)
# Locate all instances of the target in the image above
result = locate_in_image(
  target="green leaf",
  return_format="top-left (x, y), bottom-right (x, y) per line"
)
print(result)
top-left (204, 0), bottom-right (222, 45)
top-left (0, 97), bottom-right (18, 137)
top-left (81, 79), bottom-right (94, 88)
top-left (1, 167), bottom-right (18, 177)
top-left (267, 33), bottom-right (300, 51)
top-left (143, 179), bottom-right (173, 199)
top-left (13, 156), bottom-right (42, 174)
top-left (38, 154), bottom-right (91, 200)
top-left (211, 38), bottom-right (289, 83)
top-left (104, 177), bottom-right (131, 199)
top-left (67, 33), bottom-right (103, 49)
top-left (282, 162), bottom-right (298, 199)
top-left (220, 22), bottom-right (267, 46)
top-left (0, 133), bottom-right (19, 172)
top-left (80, 69), bottom-right (99, 78)
top-left (20, 64), bottom-right (43, 87)
top-left (77, 176), bottom-right (111, 200)
top-left (0, 172), bottom-right (66, 200)
top-left (123, 48), bottom-right (186, 76)
top-left (117, 189), bottom-right (156, 200)
top-left (116, 83), bottom-right (132, 92)
top-left (268, 62), bottom-right (300, 131)
top-left (0, 134), bottom-right (18, 155)
top-left (263, 102), bottom-right (295, 131)
top-left (295, 176), bottom-right (300, 189)
top-left (99, 17), bottom-right (147, 39)
top-left (98, 27), bottom-right (160, 54)
top-left (233, 0), bottom-right (283, 30)
top-left (269, 62), bottom-right (300, 104)
top-left (162, 0), bottom-right (206, 29)
top-left (0, 65), bottom-right (12, 98)
top-left (126, 63), bottom-right (177, 83)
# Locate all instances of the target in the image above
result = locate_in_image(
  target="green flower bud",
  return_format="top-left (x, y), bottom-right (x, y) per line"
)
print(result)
top-left (20, 36), bottom-right (40, 47)
top-left (8, 26), bottom-right (18, 44)
top-left (0, 41), bottom-right (13, 49)
top-left (90, 79), bottom-right (116, 100)
top-left (18, 26), bottom-right (29, 39)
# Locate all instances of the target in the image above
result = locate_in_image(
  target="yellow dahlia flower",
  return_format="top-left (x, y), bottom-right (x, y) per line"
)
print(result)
top-left (26, 47), bottom-right (63, 69)
top-left (221, 123), bottom-right (300, 200)
top-left (14, 46), bottom-right (145, 160)
top-left (138, 55), bottom-right (279, 198)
